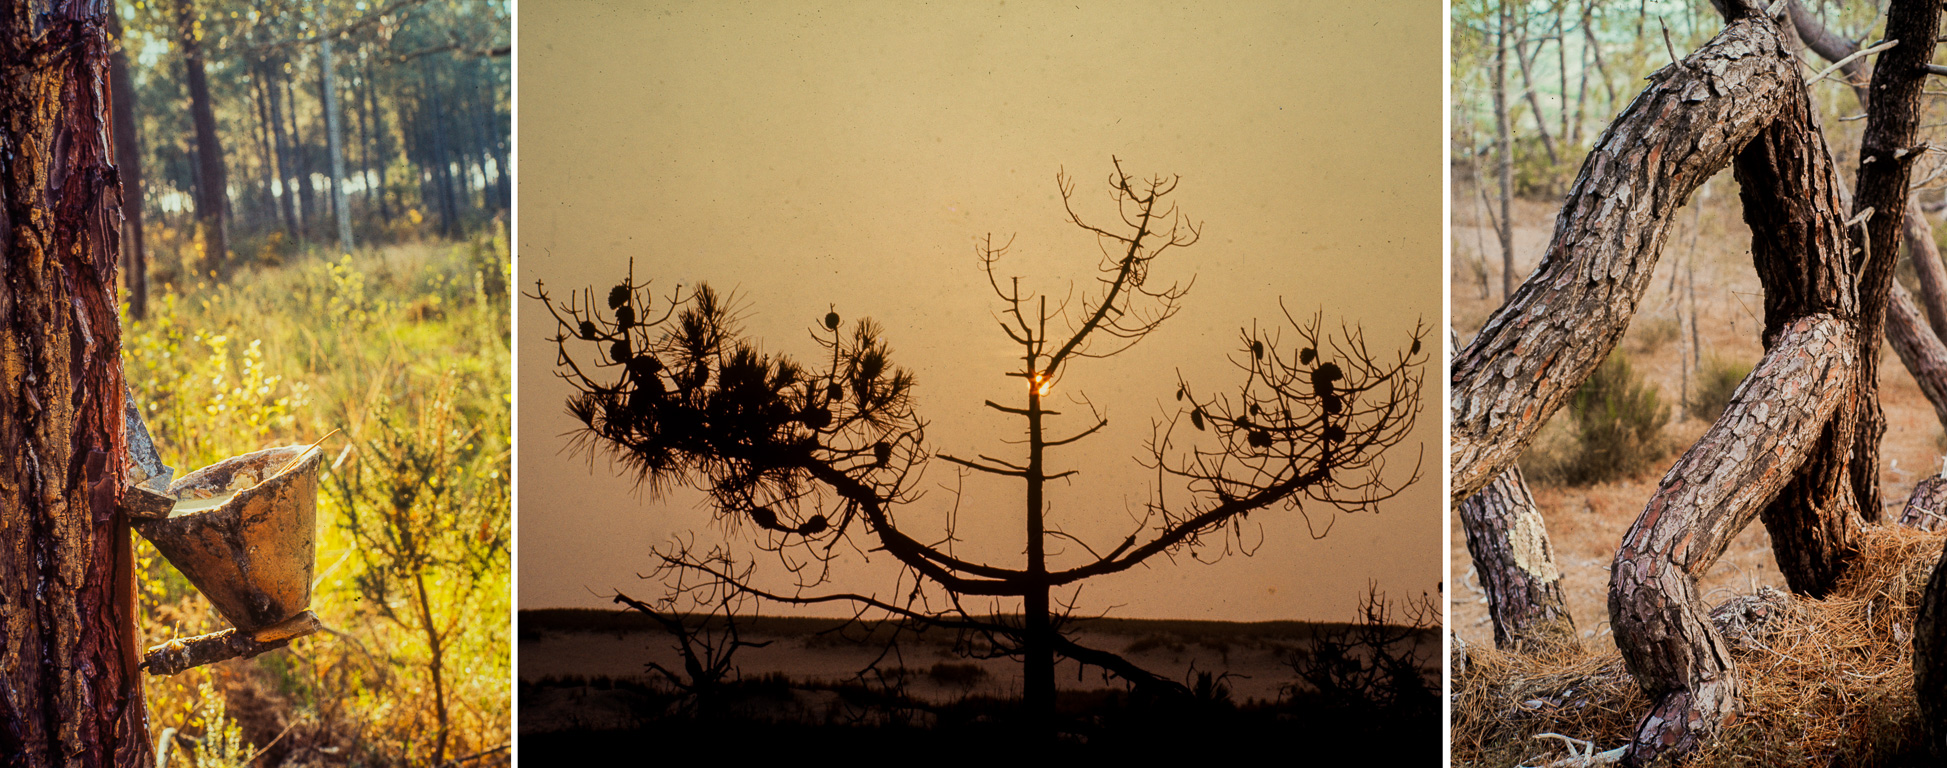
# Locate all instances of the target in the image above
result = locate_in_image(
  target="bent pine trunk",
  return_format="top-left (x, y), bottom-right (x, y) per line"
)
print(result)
top-left (1451, 15), bottom-right (1797, 502)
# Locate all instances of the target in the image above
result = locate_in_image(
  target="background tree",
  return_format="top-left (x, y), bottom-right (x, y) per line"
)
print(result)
top-left (535, 161), bottom-right (1429, 727)
top-left (108, 0), bottom-right (509, 282)
top-left (0, 0), bottom-right (151, 764)
top-left (108, 6), bottom-right (149, 320)
top-left (172, 0), bottom-right (230, 271)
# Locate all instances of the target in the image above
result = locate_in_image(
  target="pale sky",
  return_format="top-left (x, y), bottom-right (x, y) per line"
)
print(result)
top-left (516, 0), bottom-right (1442, 623)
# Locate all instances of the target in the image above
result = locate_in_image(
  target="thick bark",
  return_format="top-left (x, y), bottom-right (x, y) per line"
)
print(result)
top-left (1608, 14), bottom-right (1867, 761)
top-left (1918, 536), bottom-right (1947, 759)
top-left (0, 1), bottom-right (150, 764)
top-left (1731, 68), bottom-right (1865, 598)
top-left (105, 10), bottom-right (144, 321)
top-left (1887, 285), bottom-right (1947, 428)
top-left (1451, 15), bottom-right (1798, 502)
top-left (1611, 315), bottom-right (1857, 767)
top-left (1458, 465), bottom-right (1577, 652)
top-left (1899, 474), bottom-right (1947, 532)
top-left (1846, 0), bottom-right (1942, 521)
top-left (175, 0), bottom-right (228, 269)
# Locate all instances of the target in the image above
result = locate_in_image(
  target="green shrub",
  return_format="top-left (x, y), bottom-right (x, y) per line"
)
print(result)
top-left (1690, 355), bottom-right (1753, 424)
top-left (1626, 315), bottom-right (1680, 354)
top-left (1521, 351), bottom-right (1670, 486)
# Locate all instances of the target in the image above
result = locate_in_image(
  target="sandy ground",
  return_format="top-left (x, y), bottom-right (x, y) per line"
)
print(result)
top-left (1450, 175), bottom-right (1947, 651)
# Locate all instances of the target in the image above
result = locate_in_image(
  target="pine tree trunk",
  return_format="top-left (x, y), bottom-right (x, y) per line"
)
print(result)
top-left (319, 36), bottom-right (352, 255)
top-left (1451, 14), bottom-right (1798, 503)
top-left (1458, 465), bottom-right (1577, 652)
top-left (1023, 378), bottom-right (1054, 724)
top-left (266, 60), bottom-right (301, 237)
top-left (106, 10), bottom-right (145, 321)
top-left (1610, 7), bottom-right (1871, 763)
top-left (1916, 537), bottom-right (1947, 760)
top-left (1846, 0), bottom-right (1944, 522)
top-left (1611, 316), bottom-right (1857, 767)
top-left (0, 1), bottom-right (151, 764)
top-left (284, 72), bottom-right (316, 237)
top-left (1887, 285), bottom-right (1947, 427)
top-left (176, 0), bottom-right (228, 270)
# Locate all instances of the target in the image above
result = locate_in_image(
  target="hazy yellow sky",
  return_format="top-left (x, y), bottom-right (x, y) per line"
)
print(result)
top-left (517, 0), bottom-right (1441, 622)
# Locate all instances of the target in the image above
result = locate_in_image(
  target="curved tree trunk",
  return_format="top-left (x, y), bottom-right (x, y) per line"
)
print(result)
top-left (1609, 11), bottom-right (1870, 763)
top-left (1904, 208), bottom-right (1947, 341)
top-left (1887, 285), bottom-right (1947, 428)
top-left (1611, 315), bottom-right (1857, 767)
top-left (1451, 14), bottom-right (1798, 503)
top-left (1730, 56), bottom-right (1866, 598)
top-left (1459, 1), bottom-right (1944, 763)
top-left (0, 1), bottom-right (151, 764)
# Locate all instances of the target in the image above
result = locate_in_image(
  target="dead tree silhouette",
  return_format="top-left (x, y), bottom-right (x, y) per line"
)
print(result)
top-left (533, 159), bottom-right (1428, 730)
top-left (1451, 1), bottom-right (1947, 764)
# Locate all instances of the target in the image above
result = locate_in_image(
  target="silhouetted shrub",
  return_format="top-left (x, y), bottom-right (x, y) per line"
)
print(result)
top-left (927, 662), bottom-right (988, 691)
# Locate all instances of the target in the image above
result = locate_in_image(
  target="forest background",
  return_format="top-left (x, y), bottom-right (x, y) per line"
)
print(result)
top-left (108, 0), bottom-right (512, 764)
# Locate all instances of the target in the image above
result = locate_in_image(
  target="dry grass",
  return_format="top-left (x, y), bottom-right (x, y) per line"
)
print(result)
top-left (1454, 527), bottom-right (1944, 767)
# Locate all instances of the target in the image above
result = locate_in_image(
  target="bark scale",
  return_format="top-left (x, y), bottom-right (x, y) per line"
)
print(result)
top-left (1458, 465), bottom-right (1577, 652)
top-left (0, 1), bottom-right (151, 764)
top-left (1451, 15), bottom-right (1798, 502)
top-left (1610, 315), bottom-right (1857, 767)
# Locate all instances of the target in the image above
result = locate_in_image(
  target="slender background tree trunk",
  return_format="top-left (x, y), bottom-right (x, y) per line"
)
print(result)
top-left (176, 0), bottom-right (229, 271)
top-left (106, 9), bottom-right (145, 321)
